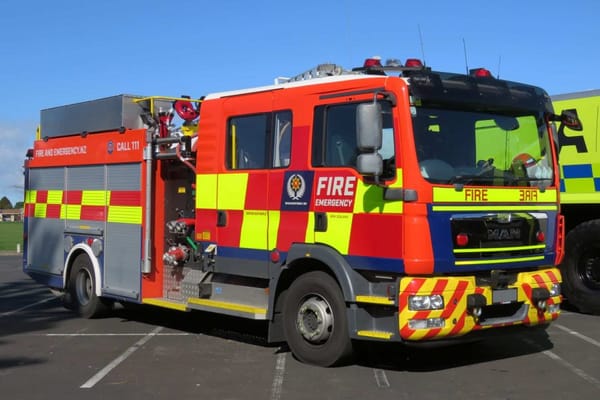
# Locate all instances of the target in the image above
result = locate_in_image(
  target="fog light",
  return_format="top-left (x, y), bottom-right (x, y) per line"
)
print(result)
top-left (531, 287), bottom-right (550, 304)
top-left (537, 299), bottom-right (547, 311)
top-left (467, 293), bottom-right (486, 317)
top-left (408, 294), bottom-right (444, 311)
top-left (549, 283), bottom-right (561, 297)
top-left (408, 318), bottom-right (445, 330)
top-left (548, 304), bottom-right (560, 313)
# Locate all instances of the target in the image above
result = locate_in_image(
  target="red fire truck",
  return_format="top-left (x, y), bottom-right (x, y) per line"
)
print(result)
top-left (23, 58), bottom-right (579, 366)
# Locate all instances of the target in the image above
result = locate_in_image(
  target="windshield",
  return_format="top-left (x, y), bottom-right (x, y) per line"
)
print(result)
top-left (413, 107), bottom-right (554, 187)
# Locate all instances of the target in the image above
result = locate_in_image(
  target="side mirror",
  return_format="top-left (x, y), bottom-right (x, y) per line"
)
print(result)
top-left (356, 153), bottom-right (383, 176)
top-left (560, 110), bottom-right (583, 131)
top-left (356, 102), bottom-right (383, 150)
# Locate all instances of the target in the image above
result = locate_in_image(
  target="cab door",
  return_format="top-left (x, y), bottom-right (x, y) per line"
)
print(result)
top-left (307, 99), bottom-right (403, 268)
top-left (215, 110), bottom-right (270, 278)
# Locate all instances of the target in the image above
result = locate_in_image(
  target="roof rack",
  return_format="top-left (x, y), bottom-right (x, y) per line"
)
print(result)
top-left (275, 63), bottom-right (350, 84)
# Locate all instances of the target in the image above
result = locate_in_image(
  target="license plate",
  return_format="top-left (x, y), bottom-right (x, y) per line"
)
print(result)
top-left (492, 288), bottom-right (517, 304)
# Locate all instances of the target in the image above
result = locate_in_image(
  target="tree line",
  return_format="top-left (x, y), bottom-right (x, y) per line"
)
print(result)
top-left (0, 196), bottom-right (23, 209)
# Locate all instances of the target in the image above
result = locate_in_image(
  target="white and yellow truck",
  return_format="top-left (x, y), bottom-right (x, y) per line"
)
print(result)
top-left (553, 90), bottom-right (600, 314)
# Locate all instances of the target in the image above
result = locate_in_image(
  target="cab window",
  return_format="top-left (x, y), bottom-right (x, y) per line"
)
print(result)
top-left (312, 101), bottom-right (395, 178)
top-left (227, 110), bottom-right (292, 170)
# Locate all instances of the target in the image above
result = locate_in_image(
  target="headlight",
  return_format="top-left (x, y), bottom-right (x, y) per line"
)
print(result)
top-left (549, 283), bottom-right (561, 297)
top-left (408, 294), bottom-right (444, 311)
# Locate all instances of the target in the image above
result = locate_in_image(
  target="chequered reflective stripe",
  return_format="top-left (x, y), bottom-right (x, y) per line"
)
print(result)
top-left (195, 170), bottom-right (405, 254)
top-left (560, 163), bottom-right (600, 193)
top-left (24, 190), bottom-right (142, 224)
top-left (353, 170), bottom-right (404, 214)
top-left (398, 268), bottom-right (561, 341)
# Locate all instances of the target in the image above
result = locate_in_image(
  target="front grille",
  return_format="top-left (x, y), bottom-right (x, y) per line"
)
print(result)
top-left (478, 302), bottom-right (529, 326)
top-left (451, 213), bottom-right (547, 259)
top-left (480, 302), bottom-right (523, 320)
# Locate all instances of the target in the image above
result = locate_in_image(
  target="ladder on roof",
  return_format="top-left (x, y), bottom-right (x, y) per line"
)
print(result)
top-left (275, 63), bottom-right (349, 84)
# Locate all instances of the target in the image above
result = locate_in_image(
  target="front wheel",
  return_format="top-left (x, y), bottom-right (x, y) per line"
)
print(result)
top-left (68, 254), bottom-right (108, 318)
top-left (561, 220), bottom-right (600, 315)
top-left (283, 271), bottom-right (353, 367)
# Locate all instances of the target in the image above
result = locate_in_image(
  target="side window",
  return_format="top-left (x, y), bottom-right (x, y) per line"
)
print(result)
top-left (312, 101), bottom-right (395, 174)
top-left (325, 104), bottom-right (358, 167)
top-left (227, 111), bottom-right (292, 170)
top-left (273, 111), bottom-right (292, 168)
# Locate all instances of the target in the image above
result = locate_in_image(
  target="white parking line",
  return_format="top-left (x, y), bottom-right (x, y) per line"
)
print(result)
top-left (522, 338), bottom-right (600, 390)
top-left (373, 369), bottom-right (390, 388)
top-left (0, 296), bottom-right (57, 318)
top-left (80, 326), bottom-right (163, 389)
top-left (270, 353), bottom-right (286, 400)
top-left (541, 349), bottom-right (600, 389)
top-left (554, 324), bottom-right (600, 349)
top-left (42, 333), bottom-right (189, 337)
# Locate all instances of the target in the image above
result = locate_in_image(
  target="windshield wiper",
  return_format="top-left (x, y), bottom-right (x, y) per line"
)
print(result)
top-left (448, 174), bottom-right (497, 188)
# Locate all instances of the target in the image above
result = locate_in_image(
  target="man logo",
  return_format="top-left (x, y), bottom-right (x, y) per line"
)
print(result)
top-left (287, 174), bottom-right (305, 200)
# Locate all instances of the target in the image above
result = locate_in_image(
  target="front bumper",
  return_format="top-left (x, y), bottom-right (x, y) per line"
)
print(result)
top-left (398, 268), bottom-right (561, 341)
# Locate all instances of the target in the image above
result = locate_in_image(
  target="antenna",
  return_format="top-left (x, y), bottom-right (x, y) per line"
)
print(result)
top-left (418, 25), bottom-right (427, 66)
top-left (497, 55), bottom-right (502, 79)
top-left (462, 38), bottom-right (469, 74)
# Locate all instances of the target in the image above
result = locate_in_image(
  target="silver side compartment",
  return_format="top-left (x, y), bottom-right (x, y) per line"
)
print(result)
top-left (40, 94), bottom-right (145, 138)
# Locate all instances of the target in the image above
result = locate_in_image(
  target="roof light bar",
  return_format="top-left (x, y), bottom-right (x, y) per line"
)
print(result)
top-left (404, 58), bottom-right (424, 68)
top-left (363, 57), bottom-right (383, 68)
top-left (470, 68), bottom-right (493, 78)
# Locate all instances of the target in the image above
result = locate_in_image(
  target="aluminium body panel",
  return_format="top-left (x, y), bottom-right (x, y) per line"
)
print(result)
top-left (103, 163), bottom-right (143, 300)
top-left (40, 95), bottom-right (145, 138)
top-left (25, 167), bottom-right (65, 275)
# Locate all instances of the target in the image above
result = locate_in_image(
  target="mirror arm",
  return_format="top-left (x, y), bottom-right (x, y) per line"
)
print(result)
top-left (383, 187), bottom-right (418, 202)
top-left (372, 90), bottom-right (397, 106)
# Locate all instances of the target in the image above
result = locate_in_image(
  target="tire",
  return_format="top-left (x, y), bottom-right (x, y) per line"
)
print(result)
top-left (68, 254), bottom-right (107, 318)
top-left (282, 271), bottom-right (353, 367)
top-left (560, 220), bottom-right (600, 315)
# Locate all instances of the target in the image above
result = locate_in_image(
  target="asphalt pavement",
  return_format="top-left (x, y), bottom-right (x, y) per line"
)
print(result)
top-left (2, 254), bottom-right (599, 400)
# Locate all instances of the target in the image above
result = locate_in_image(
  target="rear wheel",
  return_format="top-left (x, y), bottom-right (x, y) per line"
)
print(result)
top-left (68, 254), bottom-right (107, 318)
top-left (283, 271), bottom-right (353, 367)
top-left (561, 220), bottom-right (600, 315)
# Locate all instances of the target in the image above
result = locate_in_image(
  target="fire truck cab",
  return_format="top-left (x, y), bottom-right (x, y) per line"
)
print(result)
top-left (24, 58), bottom-right (575, 366)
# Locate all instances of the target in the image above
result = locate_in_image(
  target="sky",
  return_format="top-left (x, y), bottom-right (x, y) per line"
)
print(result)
top-left (1, 0), bottom-right (599, 205)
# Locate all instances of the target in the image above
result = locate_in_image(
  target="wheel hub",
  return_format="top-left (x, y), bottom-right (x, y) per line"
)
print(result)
top-left (583, 256), bottom-right (600, 287)
top-left (75, 269), bottom-right (93, 306)
top-left (296, 296), bottom-right (333, 343)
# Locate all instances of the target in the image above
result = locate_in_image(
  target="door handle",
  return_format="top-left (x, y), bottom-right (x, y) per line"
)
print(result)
top-left (217, 210), bottom-right (227, 227)
top-left (315, 212), bottom-right (327, 232)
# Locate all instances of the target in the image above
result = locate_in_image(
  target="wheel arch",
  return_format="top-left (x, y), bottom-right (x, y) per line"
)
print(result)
top-left (281, 243), bottom-right (360, 302)
top-left (63, 245), bottom-right (102, 297)
top-left (267, 243), bottom-right (364, 343)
